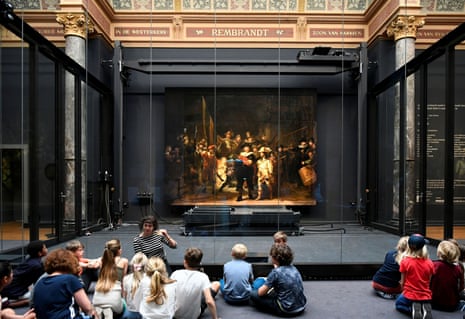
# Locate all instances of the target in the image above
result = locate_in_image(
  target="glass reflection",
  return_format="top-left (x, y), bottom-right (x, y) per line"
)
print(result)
top-left (0, 25), bottom-right (30, 252)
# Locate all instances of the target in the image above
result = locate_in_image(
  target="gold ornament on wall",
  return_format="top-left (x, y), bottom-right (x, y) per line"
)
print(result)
top-left (386, 15), bottom-right (425, 41)
top-left (56, 13), bottom-right (95, 39)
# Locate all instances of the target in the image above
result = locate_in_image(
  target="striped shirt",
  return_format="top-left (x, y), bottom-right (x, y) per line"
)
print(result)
top-left (133, 232), bottom-right (169, 259)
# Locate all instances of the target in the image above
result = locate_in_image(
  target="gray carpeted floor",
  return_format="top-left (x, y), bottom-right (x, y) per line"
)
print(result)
top-left (9, 221), bottom-right (455, 318)
top-left (13, 280), bottom-right (462, 318)
top-left (205, 280), bottom-right (462, 319)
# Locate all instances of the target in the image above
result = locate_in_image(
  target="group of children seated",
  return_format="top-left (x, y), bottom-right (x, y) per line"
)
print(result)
top-left (372, 233), bottom-right (465, 319)
top-left (0, 231), bottom-right (307, 319)
top-left (5, 230), bottom-right (465, 319)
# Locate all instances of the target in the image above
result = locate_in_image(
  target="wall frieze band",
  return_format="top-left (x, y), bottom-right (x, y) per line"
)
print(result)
top-left (11, 9), bottom-right (465, 49)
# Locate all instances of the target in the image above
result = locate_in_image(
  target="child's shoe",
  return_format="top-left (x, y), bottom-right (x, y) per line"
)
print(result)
top-left (422, 303), bottom-right (432, 319)
top-left (412, 302), bottom-right (422, 319)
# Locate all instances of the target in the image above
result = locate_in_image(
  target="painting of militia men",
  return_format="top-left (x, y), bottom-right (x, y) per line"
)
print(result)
top-left (164, 88), bottom-right (318, 205)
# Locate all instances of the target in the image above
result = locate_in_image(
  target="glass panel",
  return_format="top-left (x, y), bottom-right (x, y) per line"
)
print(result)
top-left (1, 7), bottom-right (113, 253)
top-left (34, 52), bottom-right (57, 242)
top-left (0, 25), bottom-right (30, 255)
top-left (454, 49), bottom-right (465, 240)
top-left (0, 148), bottom-right (27, 250)
top-left (31, 54), bottom-right (57, 240)
top-left (85, 85), bottom-right (105, 228)
top-left (424, 56), bottom-right (446, 241)
top-left (373, 87), bottom-right (397, 227)
top-left (121, 51), bottom-right (359, 262)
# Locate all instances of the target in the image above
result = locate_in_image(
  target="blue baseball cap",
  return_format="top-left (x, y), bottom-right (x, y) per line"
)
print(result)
top-left (408, 234), bottom-right (428, 250)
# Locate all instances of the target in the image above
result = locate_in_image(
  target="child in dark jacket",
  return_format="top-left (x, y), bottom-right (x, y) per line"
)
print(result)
top-left (1, 240), bottom-right (47, 308)
top-left (372, 236), bottom-right (408, 299)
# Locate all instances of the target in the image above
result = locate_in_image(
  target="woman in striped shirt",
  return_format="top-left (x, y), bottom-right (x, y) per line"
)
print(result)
top-left (133, 216), bottom-right (177, 275)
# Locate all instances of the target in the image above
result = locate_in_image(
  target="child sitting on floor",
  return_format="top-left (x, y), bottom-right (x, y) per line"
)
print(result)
top-left (122, 252), bottom-right (147, 319)
top-left (1, 240), bottom-right (47, 308)
top-left (395, 234), bottom-right (435, 319)
top-left (372, 236), bottom-right (408, 299)
top-left (250, 244), bottom-right (307, 317)
top-left (273, 231), bottom-right (288, 245)
top-left (211, 243), bottom-right (255, 305)
top-left (431, 240), bottom-right (465, 312)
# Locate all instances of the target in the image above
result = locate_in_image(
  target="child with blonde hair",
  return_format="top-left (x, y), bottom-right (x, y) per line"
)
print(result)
top-left (106, 239), bottom-right (129, 280)
top-left (273, 231), bottom-right (287, 245)
top-left (211, 243), bottom-right (254, 305)
top-left (139, 256), bottom-right (177, 319)
top-left (122, 252), bottom-right (148, 319)
top-left (431, 240), bottom-right (465, 312)
top-left (395, 234), bottom-right (435, 319)
top-left (372, 236), bottom-right (409, 299)
top-left (93, 239), bottom-right (126, 319)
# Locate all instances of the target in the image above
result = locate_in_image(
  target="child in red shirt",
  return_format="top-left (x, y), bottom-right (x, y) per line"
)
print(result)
top-left (395, 234), bottom-right (435, 319)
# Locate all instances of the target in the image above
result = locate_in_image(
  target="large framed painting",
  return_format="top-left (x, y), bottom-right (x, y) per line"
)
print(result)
top-left (164, 88), bottom-right (317, 206)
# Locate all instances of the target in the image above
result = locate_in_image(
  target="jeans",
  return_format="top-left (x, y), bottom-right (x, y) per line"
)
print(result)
top-left (121, 310), bottom-right (142, 319)
top-left (395, 294), bottom-right (432, 315)
top-left (395, 294), bottom-right (413, 315)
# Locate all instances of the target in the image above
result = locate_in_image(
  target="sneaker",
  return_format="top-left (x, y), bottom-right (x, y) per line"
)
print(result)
top-left (422, 303), bottom-right (432, 319)
top-left (412, 302), bottom-right (422, 319)
top-left (383, 293), bottom-right (398, 300)
top-left (375, 290), bottom-right (397, 300)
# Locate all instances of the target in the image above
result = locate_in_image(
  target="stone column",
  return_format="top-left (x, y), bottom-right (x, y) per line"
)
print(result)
top-left (386, 16), bottom-right (424, 223)
top-left (56, 13), bottom-right (94, 224)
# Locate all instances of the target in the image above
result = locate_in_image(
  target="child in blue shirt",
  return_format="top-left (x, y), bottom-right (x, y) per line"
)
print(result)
top-left (250, 244), bottom-right (307, 316)
top-left (212, 243), bottom-right (255, 305)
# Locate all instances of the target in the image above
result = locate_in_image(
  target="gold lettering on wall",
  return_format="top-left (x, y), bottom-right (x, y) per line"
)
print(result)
top-left (186, 27), bottom-right (293, 38)
top-left (35, 27), bottom-right (65, 36)
top-left (416, 30), bottom-right (448, 39)
top-left (114, 27), bottom-right (170, 37)
top-left (309, 28), bottom-right (364, 38)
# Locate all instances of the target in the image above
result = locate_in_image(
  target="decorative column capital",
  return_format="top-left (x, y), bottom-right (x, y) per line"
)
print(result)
top-left (56, 13), bottom-right (94, 38)
top-left (386, 15), bottom-right (424, 41)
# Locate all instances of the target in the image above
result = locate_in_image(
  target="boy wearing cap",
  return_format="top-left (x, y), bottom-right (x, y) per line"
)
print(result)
top-left (395, 234), bottom-right (435, 319)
